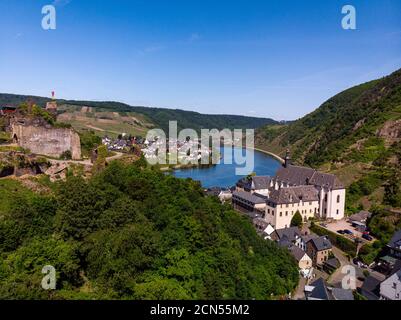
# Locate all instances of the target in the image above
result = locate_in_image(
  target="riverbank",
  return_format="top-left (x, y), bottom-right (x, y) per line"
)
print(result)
top-left (244, 146), bottom-right (284, 164)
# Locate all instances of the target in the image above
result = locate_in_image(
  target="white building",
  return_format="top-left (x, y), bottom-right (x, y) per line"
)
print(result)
top-left (265, 185), bottom-right (320, 229)
top-left (270, 151), bottom-right (346, 221)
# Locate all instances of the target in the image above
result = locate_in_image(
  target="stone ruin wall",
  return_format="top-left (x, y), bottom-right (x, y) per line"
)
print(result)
top-left (11, 124), bottom-right (81, 160)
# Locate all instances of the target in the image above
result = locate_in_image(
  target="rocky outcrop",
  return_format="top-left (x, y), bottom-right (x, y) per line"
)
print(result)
top-left (11, 124), bottom-right (81, 160)
top-left (0, 151), bottom-right (50, 178)
top-left (377, 119), bottom-right (401, 144)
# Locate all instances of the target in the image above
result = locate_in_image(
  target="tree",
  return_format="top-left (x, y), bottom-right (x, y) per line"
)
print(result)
top-left (291, 211), bottom-right (303, 227)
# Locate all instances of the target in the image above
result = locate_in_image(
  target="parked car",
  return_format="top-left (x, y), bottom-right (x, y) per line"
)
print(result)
top-left (337, 230), bottom-right (345, 234)
top-left (362, 234), bottom-right (373, 241)
top-left (363, 231), bottom-right (370, 236)
top-left (343, 229), bottom-right (353, 235)
top-left (353, 258), bottom-right (368, 269)
top-left (321, 223), bottom-right (328, 228)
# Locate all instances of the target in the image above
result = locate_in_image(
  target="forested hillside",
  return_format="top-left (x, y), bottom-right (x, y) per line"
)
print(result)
top-left (0, 93), bottom-right (277, 132)
top-left (255, 69), bottom-right (401, 212)
top-left (0, 160), bottom-right (298, 299)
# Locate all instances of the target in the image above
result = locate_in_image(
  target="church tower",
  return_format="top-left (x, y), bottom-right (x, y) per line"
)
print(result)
top-left (284, 149), bottom-right (291, 168)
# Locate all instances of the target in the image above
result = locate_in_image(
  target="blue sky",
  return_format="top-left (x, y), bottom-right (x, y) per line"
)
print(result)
top-left (0, 0), bottom-right (400, 120)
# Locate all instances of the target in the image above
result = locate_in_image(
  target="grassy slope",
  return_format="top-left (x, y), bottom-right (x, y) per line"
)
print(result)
top-left (0, 93), bottom-right (278, 133)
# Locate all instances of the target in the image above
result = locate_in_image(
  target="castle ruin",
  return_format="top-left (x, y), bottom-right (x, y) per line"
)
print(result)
top-left (11, 122), bottom-right (81, 160)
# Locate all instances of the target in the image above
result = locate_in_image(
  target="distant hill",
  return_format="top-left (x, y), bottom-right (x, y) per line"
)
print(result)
top-left (255, 68), bottom-right (401, 211)
top-left (0, 94), bottom-right (278, 133)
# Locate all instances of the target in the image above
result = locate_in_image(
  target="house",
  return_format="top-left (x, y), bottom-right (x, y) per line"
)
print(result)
top-left (0, 106), bottom-right (17, 116)
top-left (272, 150), bottom-right (345, 220)
top-left (359, 275), bottom-right (382, 300)
top-left (288, 245), bottom-right (312, 270)
top-left (299, 233), bottom-right (318, 251)
top-left (330, 287), bottom-right (354, 300)
top-left (304, 278), bottom-right (331, 300)
top-left (304, 278), bottom-right (354, 300)
top-left (323, 257), bottom-right (340, 274)
top-left (265, 186), bottom-right (319, 229)
top-left (271, 226), bottom-right (302, 246)
top-left (253, 218), bottom-right (275, 239)
top-left (349, 210), bottom-right (372, 224)
top-left (387, 229), bottom-right (401, 259)
top-left (306, 236), bottom-right (332, 267)
top-left (380, 269), bottom-right (401, 300)
top-left (232, 191), bottom-right (267, 213)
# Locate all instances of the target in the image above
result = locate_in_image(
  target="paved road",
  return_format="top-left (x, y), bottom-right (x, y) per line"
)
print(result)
top-left (293, 277), bottom-right (307, 300)
top-left (48, 152), bottom-right (124, 166)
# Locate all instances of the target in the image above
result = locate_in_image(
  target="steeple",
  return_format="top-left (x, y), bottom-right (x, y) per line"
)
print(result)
top-left (284, 149), bottom-right (291, 168)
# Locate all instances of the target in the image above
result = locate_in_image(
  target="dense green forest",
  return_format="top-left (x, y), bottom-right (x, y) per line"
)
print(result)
top-left (0, 93), bottom-right (277, 132)
top-left (0, 160), bottom-right (298, 299)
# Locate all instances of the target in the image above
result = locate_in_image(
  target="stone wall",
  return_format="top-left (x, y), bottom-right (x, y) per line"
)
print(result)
top-left (11, 124), bottom-right (81, 160)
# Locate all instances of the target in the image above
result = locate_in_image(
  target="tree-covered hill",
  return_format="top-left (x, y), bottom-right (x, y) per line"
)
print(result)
top-left (0, 93), bottom-right (277, 132)
top-left (0, 161), bottom-right (298, 300)
top-left (255, 68), bottom-right (401, 212)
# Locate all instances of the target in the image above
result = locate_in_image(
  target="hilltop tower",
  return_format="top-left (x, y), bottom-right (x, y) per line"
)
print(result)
top-left (45, 91), bottom-right (58, 114)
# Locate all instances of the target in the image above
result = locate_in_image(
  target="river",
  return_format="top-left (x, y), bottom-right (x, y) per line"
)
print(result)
top-left (172, 147), bottom-right (281, 188)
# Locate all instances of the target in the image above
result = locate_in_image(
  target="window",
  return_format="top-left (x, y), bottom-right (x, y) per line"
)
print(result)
top-left (280, 212), bottom-right (282, 217)
top-left (337, 195), bottom-right (340, 203)
top-left (324, 194), bottom-right (328, 202)
top-left (285, 211), bottom-right (288, 216)
top-left (336, 209), bottom-right (339, 215)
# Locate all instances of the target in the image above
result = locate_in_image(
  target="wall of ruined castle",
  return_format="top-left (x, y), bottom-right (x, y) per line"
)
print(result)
top-left (11, 124), bottom-right (81, 160)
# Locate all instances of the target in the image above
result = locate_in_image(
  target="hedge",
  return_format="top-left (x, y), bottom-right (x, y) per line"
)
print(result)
top-left (310, 224), bottom-right (357, 257)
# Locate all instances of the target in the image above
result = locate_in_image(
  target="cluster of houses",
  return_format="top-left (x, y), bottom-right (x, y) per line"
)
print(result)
top-left (255, 222), bottom-right (337, 274)
top-left (102, 135), bottom-right (145, 152)
top-left (142, 137), bottom-right (211, 164)
top-left (359, 229), bottom-right (401, 300)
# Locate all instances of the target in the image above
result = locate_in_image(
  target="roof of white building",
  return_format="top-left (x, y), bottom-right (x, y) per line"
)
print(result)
top-left (268, 185), bottom-right (319, 204)
top-left (275, 165), bottom-right (344, 190)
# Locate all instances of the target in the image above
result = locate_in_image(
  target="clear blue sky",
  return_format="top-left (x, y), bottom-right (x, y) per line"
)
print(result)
top-left (1, 0), bottom-right (400, 120)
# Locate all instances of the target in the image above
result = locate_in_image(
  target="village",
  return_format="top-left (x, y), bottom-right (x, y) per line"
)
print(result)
top-left (205, 152), bottom-right (401, 300)
top-left (1, 101), bottom-right (400, 300)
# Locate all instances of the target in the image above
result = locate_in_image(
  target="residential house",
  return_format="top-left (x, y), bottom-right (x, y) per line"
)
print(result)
top-left (387, 229), bottom-right (401, 259)
top-left (0, 106), bottom-right (17, 116)
top-left (349, 210), bottom-right (372, 224)
top-left (271, 226), bottom-right (302, 247)
top-left (304, 278), bottom-right (331, 300)
top-left (380, 269), bottom-right (401, 300)
top-left (306, 236), bottom-right (332, 267)
top-left (253, 218), bottom-right (275, 239)
top-left (359, 275), bottom-right (382, 300)
top-left (288, 245), bottom-right (312, 270)
top-left (299, 234), bottom-right (318, 251)
top-left (304, 278), bottom-right (354, 300)
top-left (265, 186), bottom-right (319, 229)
